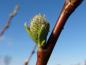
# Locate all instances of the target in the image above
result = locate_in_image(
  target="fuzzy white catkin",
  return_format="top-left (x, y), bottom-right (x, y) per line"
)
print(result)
top-left (30, 14), bottom-right (49, 36)
top-left (29, 14), bottom-right (49, 47)
top-left (25, 14), bottom-right (50, 47)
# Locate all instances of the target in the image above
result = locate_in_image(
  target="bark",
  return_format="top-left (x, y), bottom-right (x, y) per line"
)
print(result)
top-left (36, 0), bottom-right (83, 65)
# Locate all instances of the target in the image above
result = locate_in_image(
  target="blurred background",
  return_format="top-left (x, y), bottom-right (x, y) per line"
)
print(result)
top-left (0, 0), bottom-right (86, 65)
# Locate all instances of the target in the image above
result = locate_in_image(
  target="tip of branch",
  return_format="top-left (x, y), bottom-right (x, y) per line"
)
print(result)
top-left (24, 60), bottom-right (28, 65)
top-left (65, 0), bottom-right (83, 6)
top-left (10, 4), bottom-right (20, 17)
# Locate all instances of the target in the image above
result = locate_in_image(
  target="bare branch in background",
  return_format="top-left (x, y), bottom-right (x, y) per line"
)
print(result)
top-left (84, 60), bottom-right (86, 65)
top-left (0, 55), bottom-right (12, 65)
top-left (24, 45), bottom-right (36, 65)
top-left (0, 4), bottom-right (19, 37)
top-left (4, 55), bottom-right (12, 65)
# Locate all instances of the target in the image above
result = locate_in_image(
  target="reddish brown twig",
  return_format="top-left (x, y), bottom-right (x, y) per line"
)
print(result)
top-left (24, 45), bottom-right (36, 65)
top-left (0, 4), bottom-right (19, 37)
top-left (36, 0), bottom-right (83, 65)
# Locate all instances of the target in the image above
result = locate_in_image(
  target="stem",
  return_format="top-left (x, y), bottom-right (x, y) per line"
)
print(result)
top-left (0, 4), bottom-right (19, 37)
top-left (36, 0), bottom-right (83, 65)
top-left (24, 45), bottom-right (36, 65)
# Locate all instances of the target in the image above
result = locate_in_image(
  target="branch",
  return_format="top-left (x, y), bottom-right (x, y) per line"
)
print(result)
top-left (0, 4), bottom-right (19, 37)
top-left (24, 45), bottom-right (36, 65)
top-left (36, 0), bottom-right (83, 65)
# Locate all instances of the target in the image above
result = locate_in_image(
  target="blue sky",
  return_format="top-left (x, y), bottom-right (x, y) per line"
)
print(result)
top-left (0, 0), bottom-right (86, 65)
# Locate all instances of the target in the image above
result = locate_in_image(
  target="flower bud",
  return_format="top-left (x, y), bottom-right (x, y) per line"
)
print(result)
top-left (24, 14), bottom-right (50, 48)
